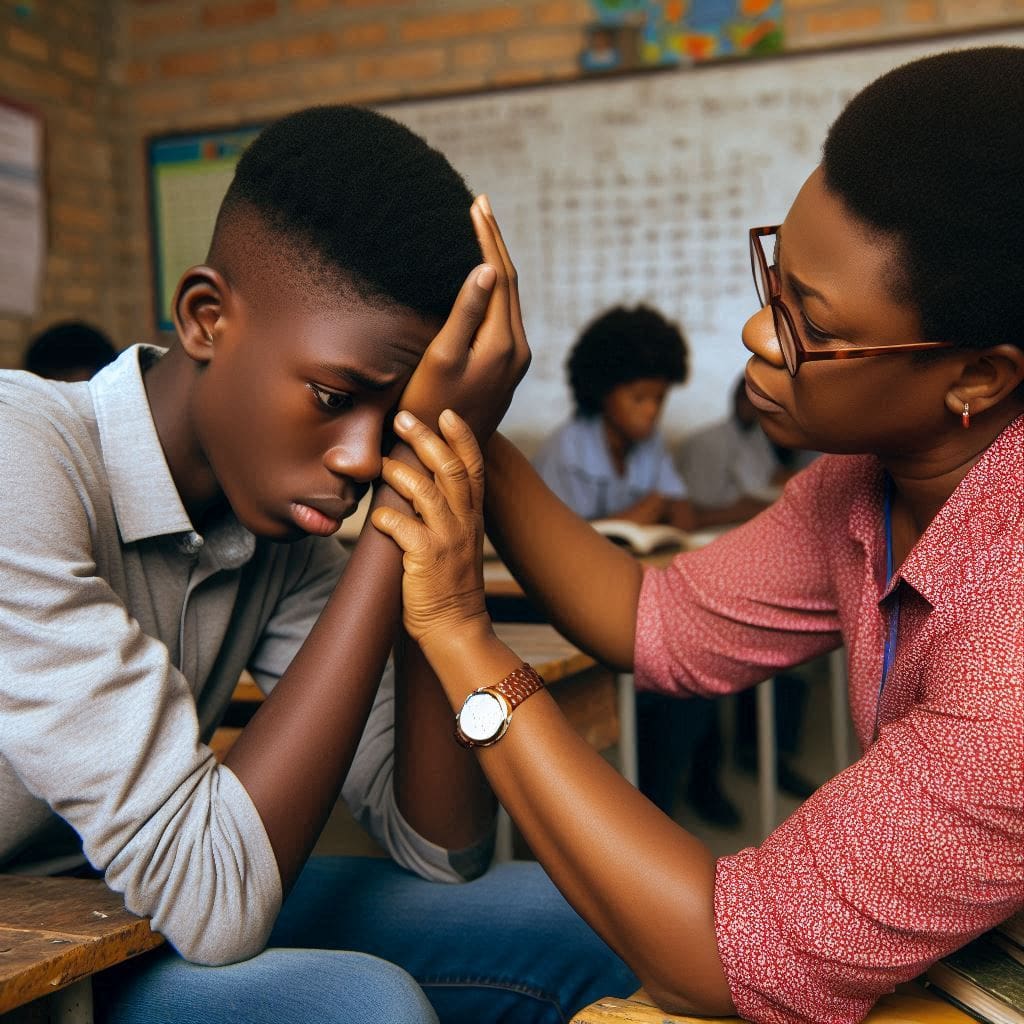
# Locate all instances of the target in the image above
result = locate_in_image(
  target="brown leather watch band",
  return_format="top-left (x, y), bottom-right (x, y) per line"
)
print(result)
top-left (454, 663), bottom-right (546, 748)
top-left (493, 663), bottom-right (545, 710)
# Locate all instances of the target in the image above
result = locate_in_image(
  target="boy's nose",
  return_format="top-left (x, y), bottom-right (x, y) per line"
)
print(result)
top-left (323, 424), bottom-right (382, 485)
top-left (741, 305), bottom-right (786, 370)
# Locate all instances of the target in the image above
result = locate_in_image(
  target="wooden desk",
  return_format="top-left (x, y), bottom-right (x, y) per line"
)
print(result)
top-left (572, 984), bottom-right (972, 1023)
top-left (0, 874), bottom-right (163, 1021)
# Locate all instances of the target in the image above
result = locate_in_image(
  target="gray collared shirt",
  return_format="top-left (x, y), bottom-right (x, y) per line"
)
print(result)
top-left (0, 345), bottom-right (482, 966)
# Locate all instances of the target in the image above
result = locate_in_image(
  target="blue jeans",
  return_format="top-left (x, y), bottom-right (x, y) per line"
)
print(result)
top-left (94, 856), bottom-right (639, 1024)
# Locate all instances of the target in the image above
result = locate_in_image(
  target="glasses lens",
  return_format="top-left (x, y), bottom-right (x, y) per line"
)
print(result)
top-left (771, 303), bottom-right (799, 376)
top-left (750, 235), bottom-right (770, 307)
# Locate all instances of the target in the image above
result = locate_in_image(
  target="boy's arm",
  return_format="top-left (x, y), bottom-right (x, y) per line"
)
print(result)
top-left (225, 200), bottom-right (525, 891)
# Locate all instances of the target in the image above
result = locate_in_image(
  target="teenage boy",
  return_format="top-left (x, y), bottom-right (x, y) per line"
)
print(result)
top-left (0, 105), bottom-right (636, 1024)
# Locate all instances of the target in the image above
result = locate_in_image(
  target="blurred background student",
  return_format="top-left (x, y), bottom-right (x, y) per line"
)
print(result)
top-left (678, 376), bottom-right (819, 800)
top-left (533, 304), bottom-right (740, 827)
top-left (23, 320), bottom-right (117, 383)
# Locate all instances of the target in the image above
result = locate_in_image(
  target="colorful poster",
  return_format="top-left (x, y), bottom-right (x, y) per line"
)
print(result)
top-left (583, 0), bottom-right (782, 69)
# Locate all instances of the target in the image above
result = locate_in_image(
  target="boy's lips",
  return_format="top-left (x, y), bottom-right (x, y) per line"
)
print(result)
top-left (290, 499), bottom-right (356, 536)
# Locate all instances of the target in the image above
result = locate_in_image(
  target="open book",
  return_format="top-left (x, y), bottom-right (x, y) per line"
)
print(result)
top-left (590, 518), bottom-right (690, 555)
top-left (925, 933), bottom-right (1024, 1024)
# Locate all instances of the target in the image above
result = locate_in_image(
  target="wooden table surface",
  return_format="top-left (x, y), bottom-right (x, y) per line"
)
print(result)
top-left (0, 874), bottom-right (164, 1014)
top-left (572, 985), bottom-right (973, 1024)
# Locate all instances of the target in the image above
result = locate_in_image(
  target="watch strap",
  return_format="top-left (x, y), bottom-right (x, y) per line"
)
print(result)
top-left (492, 663), bottom-right (545, 711)
top-left (454, 663), bottom-right (545, 748)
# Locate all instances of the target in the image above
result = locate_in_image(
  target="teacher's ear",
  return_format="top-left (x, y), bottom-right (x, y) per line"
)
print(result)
top-left (944, 343), bottom-right (1024, 421)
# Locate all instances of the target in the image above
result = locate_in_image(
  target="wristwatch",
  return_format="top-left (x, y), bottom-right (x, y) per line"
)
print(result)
top-left (454, 664), bottom-right (545, 748)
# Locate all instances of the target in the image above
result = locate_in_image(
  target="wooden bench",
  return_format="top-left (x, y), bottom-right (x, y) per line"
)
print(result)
top-left (0, 874), bottom-right (163, 1022)
top-left (571, 985), bottom-right (973, 1023)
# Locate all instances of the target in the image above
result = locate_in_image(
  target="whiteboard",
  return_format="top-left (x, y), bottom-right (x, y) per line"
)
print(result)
top-left (384, 28), bottom-right (1024, 444)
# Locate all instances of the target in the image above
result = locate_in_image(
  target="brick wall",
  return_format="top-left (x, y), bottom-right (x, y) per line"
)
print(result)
top-left (1, 0), bottom-right (1022, 365)
top-left (0, 0), bottom-right (116, 367)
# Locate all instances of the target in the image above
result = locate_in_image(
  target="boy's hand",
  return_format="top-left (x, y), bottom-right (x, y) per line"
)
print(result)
top-left (399, 196), bottom-right (530, 442)
top-left (370, 409), bottom-right (494, 663)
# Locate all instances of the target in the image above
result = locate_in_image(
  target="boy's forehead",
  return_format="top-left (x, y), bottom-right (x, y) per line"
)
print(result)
top-left (266, 290), bottom-right (439, 377)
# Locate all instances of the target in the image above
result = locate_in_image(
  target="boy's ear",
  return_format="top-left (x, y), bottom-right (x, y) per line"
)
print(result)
top-left (173, 265), bottom-right (229, 364)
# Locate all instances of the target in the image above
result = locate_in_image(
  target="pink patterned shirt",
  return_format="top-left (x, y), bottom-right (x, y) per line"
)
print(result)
top-left (635, 415), bottom-right (1024, 1024)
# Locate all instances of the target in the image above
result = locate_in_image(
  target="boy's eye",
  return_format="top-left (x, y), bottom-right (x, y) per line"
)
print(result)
top-left (308, 383), bottom-right (353, 413)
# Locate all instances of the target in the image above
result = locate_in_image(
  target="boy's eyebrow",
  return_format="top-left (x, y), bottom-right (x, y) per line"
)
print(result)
top-left (315, 362), bottom-right (399, 393)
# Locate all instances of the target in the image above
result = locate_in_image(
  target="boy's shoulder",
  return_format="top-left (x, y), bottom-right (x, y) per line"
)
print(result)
top-left (0, 369), bottom-right (96, 446)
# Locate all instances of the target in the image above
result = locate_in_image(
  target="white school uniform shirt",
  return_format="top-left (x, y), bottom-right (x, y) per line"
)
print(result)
top-left (533, 415), bottom-right (687, 520)
top-left (0, 345), bottom-right (487, 967)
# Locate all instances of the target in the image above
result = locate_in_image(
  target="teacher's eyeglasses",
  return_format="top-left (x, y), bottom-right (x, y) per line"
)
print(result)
top-left (748, 225), bottom-right (954, 377)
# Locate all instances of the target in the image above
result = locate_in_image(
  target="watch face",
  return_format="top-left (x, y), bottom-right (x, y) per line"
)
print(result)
top-left (458, 691), bottom-right (507, 743)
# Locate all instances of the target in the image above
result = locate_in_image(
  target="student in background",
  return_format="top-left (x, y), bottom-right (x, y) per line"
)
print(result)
top-left (678, 376), bottom-right (817, 801)
top-left (23, 319), bottom-right (117, 381)
top-left (533, 304), bottom-right (695, 528)
top-left (0, 105), bottom-right (635, 1024)
top-left (533, 305), bottom-right (740, 828)
top-left (374, 47), bottom-right (1024, 1024)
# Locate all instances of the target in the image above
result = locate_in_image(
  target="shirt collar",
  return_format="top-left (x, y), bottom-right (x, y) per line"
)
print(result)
top-left (901, 413), bottom-right (1023, 606)
top-left (874, 414), bottom-right (1024, 608)
top-left (90, 345), bottom-right (255, 569)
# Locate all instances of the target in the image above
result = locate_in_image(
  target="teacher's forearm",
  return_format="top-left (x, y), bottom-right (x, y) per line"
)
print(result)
top-left (483, 432), bottom-right (642, 670)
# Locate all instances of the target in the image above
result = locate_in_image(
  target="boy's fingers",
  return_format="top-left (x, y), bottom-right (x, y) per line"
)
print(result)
top-left (370, 505), bottom-right (429, 555)
top-left (479, 200), bottom-right (528, 354)
top-left (426, 262), bottom-right (496, 365)
top-left (471, 201), bottom-right (512, 338)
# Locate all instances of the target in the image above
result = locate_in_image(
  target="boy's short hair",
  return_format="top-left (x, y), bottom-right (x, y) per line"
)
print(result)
top-left (24, 320), bottom-right (117, 380)
top-left (822, 46), bottom-right (1024, 353)
top-left (209, 105), bottom-right (481, 320)
top-left (567, 304), bottom-right (689, 417)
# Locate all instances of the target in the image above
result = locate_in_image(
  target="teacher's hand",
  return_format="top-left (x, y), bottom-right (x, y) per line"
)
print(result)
top-left (370, 409), bottom-right (494, 662)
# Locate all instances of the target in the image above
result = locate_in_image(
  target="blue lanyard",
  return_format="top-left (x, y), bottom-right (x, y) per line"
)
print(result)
top-left (876, 476), bottom-right (902, 735)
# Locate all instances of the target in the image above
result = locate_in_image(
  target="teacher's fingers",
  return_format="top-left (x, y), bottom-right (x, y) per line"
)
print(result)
top-left (370, 504), bottom-right (431, 556)
top-left (393, 411), bottom-right (476, 516)
top-left (379, 454), bottom-right (462, 536)
top-left (439, 409), bottom-right (485, 513)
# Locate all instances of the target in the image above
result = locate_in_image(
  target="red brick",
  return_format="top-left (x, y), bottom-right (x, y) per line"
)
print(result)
top-left (52, 203), bottom-right (107, 233)
top-left (803, 4), bottom-right (884, 35)
top-left (504, 29), bottom-right (584, 64)
top-left (7, 25), bottom-right (49, 62)
top-left (0, 58), bottom-right (72, 102)
top-left (402, 7), bottom-right (523, 43)
top-left (340, 22), bottom-right (392, 49)
top-left (59, 48), bottom-right (99, 80)
top-left (354, 48), bottom-right (448, 83)
top-left (454, 38), bottom-right (498, 71)
top-left (206, 75), bottom-right (282, 104)
top-left (158, 49), bottom-right (238, 78)
top-left (533, 0), bottom-right (591, 27)
top-left (201, 0), bottom-right (278, 29)
top-left (130, 9), bottom-right (195, 41)
top-left (131, 85), bottom-right (204, 116)
top-left (283, 30), bottom-right (341, 60)
top-left (247, 39), bottom-right (283, 66)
